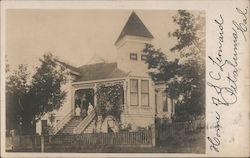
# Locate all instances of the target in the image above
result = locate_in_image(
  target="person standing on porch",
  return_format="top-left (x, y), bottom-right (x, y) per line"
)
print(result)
top-left (75, 95), bottom-right (81, 108)
top-left (87, 102), bottom-right (94, 115)
top-left (75, 105), bottom-right (81, 120)
top-left (81, 94), bottom-right (87, 118)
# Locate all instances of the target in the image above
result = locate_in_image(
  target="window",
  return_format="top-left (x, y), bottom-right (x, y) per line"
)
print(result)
top-left (141, 54), bottom-right (147, 61)
top-left (130, 79), bottom-right (138, 105)
top-left (141, 80), bottom-right (149, 106)
top-left (162, 93), bottom-right (168, 112)
top-left (130, 53), bottom-right (137, 60)
top-left (41, 120), bottom-right (48, 134)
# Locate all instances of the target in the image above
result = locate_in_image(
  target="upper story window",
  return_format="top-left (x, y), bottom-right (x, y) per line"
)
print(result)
top-left (130, 53), bottom-right (138, 60)
top-left (130, 79), bottom-right (139, 106)
top-left (141, 54), bottom-right (147, 61)
top-left (141, 80), bottom-right (149, 106)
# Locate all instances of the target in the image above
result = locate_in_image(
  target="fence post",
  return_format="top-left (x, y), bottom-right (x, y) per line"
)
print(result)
top-left (41, 135), bottom-right (44, 152)
top-left (151, 124), bottom-right (156, 147)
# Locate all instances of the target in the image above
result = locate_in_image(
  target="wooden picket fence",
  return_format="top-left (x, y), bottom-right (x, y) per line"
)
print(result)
top-left (6, 121), bottom-right (205, 151)
top-left (50, 130), bottom-right (153, 147)
top-left (6, 130), bottom-right (153, 152)
top-left (6, 135), bottom-right (41, 151)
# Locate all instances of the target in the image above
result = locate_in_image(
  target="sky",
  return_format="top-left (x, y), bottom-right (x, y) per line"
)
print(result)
top-left (5, 9), bottom-right (198, 71)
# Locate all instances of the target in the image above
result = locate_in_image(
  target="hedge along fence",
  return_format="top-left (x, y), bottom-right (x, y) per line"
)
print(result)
top-left (156, 119), bottom-right (206, 141)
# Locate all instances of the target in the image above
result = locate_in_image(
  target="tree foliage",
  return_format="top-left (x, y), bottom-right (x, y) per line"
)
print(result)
top-left (170, 10), bottom-right (205, 58)
top-left (143, 10), bottom-right (205, 121)
top-left (6, 53), bottom-right (69, 134)
top-left (6, 64), bottom-right (30, 132)
top-left (30, 53), bottom-right (69, 119)
top-left (96, 83), bottom-right (124, 122)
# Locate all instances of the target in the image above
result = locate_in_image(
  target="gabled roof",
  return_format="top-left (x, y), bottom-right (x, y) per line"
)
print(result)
top-left (55, 59), bottom-right (81, 76)
top-left (56, 59), bottom-right (128, 81)
top-left (115, 11), bottom-right (154, 44)
top-left (76, 62), bottom-right (128, 82)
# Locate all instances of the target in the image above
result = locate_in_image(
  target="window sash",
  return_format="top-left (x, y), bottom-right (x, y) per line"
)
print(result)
top-left (141, 80), bottom-right (149, 93)
top-left (141, 80), bottom-right (149, 106)
top-left (141, 93), bottom-right (149, 106)
top-left (130, 79), bottom-right (139, 105)
top-left (130, 79), bottom-right (138, 92)
top-left (130, 92), bottom-right (138, 106)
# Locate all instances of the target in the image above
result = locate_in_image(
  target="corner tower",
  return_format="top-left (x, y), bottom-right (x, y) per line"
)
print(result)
top-left (115, 11), bottom-right (154, 76)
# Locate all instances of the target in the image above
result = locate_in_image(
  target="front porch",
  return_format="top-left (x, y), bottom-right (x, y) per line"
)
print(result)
top-left (71, 78), bottom-right (127, 118)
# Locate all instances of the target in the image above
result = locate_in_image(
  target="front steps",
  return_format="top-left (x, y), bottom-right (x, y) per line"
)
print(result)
top-left (58, 118), bottom-right (82, 134)
top-left (83, 120), bottom-right (96, 133)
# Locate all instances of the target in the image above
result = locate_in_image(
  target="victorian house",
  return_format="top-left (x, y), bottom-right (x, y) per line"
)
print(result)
top-left (36, 11), bottom-right (175, 135)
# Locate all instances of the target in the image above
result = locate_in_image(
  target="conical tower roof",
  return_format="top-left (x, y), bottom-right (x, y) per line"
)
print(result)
top-left (115, 11), bottom-right (154, 44)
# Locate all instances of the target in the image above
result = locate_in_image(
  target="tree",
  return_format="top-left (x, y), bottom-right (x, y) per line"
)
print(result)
top-left (169, 10), bottom-right (205, 119)
top-left (6, 64), bottom-right (30, 132)
top-left (143, 10), bottom-right (205, 121)
top-left (30, 53), bottom-right (69, 121)
top-left (6, 53), bottom-right (69, 134)
top-left (170, 10), bottom-right (205, 58)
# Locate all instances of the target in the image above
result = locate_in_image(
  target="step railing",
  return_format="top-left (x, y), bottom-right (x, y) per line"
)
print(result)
top-left (73, 109), bottom-right (96, 134)
top-left (52, 109), bottom-right (73, 135)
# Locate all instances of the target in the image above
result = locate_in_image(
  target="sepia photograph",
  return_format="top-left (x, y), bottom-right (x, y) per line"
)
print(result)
top-left (4, 9), bottom-right (206, 153)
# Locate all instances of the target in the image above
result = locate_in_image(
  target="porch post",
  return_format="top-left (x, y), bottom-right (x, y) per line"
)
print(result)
top-left (94, 83), bottom-right (97, 107)
top-left (72, 86), bottom-right (76, 116)
top-left (123, 80), bottom-right (127, 105)
top-left (151, 123), bottom-right (156, 147)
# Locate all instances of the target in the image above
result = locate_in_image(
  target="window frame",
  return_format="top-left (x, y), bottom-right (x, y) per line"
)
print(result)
top-left (130, 79), bottom-right (139, 106)
top-left (130, 53), bottom-right (138, 60)
top-left (141, 80), bottom-right (149, 106)
top-left (162, 92), bottom-right (168, 112)
top-left (141, 54), bottom-right (147, 61)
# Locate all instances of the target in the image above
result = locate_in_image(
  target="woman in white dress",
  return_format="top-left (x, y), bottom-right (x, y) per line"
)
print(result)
top-left (87, 102), bottom-right (94, 115)
top-left (75, 105), bottom-right (81, 120)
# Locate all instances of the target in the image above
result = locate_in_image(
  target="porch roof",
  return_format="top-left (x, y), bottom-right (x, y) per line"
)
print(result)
top-left (59, 61), bottom-right (128, 82)
top-left (76, 62), bottom-right (128, 82)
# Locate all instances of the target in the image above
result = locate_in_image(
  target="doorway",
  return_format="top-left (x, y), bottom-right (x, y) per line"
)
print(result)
top-left (74, 89), bottom-right (94, 116)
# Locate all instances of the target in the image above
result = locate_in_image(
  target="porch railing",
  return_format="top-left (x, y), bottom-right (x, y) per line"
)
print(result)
top-left (73, 109), bottom-right (96, 134)
top-left (52, 109), bottom-right (73, 135)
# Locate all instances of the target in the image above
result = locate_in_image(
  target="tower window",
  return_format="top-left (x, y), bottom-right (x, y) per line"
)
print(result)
top-left (130, 53), bottom-right (137, 60)
top-left (141, 54), bottom-right (147, 61)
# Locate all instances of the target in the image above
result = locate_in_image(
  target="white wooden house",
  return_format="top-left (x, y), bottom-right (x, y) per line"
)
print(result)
top-left (36, 11), bottom-right (175, 135)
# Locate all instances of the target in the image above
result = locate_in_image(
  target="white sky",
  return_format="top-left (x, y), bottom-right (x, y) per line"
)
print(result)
top-left (6, 10), bottom-right (199, 71)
